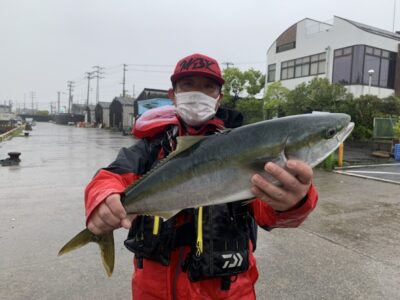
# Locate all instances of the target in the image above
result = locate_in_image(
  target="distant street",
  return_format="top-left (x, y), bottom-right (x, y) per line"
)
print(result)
top-left (0, 123), bottom-right (399, 300)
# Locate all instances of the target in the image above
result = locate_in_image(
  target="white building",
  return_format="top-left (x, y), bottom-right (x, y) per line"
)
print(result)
top-left (266, 16), bottom-right (400, 98)
top-left (0, 104), bottom-right (11, 113)
top-left (0, 104), bottom-right (15, 122)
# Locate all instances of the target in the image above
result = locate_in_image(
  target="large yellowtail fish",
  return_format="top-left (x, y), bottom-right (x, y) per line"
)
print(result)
top-left (59, 112), bottom-right (354, 276)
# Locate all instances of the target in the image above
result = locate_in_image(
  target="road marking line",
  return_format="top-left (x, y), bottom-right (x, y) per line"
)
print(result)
top-left (333, 170), bottom-right (400, 185)
top-left (335, 163), bottom-right (400, 170)
top-left (345, 171), bottom-right (400, 175)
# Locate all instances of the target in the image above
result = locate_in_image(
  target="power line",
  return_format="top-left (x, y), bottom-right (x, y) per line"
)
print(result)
top-left (127, 63), bottom-right (173, 68)
top-left (127, 68), bottom-right (170, 73)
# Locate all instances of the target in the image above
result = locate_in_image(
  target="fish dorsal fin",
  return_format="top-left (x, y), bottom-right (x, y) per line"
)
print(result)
top-left (123, 136), bottom-right (205, 193)
top-left (168, 136), bottom-right (205, 159)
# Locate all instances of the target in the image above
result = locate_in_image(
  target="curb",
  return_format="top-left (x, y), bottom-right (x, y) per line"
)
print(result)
top-left (0, 126), bottom-right (24, 142)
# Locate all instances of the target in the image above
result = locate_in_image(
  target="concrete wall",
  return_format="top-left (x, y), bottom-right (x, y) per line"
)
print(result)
top-left (103, 108), bottom-right (110, 127)
top-left (122, 105), bottom-right (134, 128)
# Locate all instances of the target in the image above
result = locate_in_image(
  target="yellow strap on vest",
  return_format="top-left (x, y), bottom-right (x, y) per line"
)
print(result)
top-left (196, 207), bottom-right (203, 257)
top-left (152, 216), bottom-right (160, 235)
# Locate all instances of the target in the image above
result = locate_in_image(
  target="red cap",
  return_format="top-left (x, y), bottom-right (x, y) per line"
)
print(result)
top-left (170, 53), bottom-right (224, 85)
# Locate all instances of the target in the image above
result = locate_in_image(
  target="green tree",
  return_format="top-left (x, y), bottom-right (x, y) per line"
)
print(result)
top-left (222, 67), bottom-right (246, 108)
top-left (377, 96), bottom-right (400, 116)
top-left (221, 67), bottom-right (265, 109)
top-left (236, 97), bottom-right (263, 124)
top-left (263, 81), bottom-right (289, 119)
top-left (243, 69), bottom-right (265, 96)
top-left (36, 110), bottom-right (50, 116)
top-left (337, 95), bottom-right (381, 140)
top-left (283, 78), bottom-right (350, 115)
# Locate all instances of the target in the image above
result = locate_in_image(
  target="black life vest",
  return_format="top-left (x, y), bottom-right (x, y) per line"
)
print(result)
top-left (124, 107), bottom-right (257, 290)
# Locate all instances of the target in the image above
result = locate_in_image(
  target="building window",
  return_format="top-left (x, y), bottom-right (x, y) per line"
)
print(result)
top-left (333, 47), bottom-right (352, 84)
top-left (364, 55), bottom-right (380, 86)
top-left (333, 45), bottom-right (396, 89)
top-left (276, 42), bottom-right (296, 53)
top-left (351, 45), bottom-right (365, 84)
top-left (280, 52), bottom-right (325, 80)
top-left (267, 64), bottom-right (276, 82)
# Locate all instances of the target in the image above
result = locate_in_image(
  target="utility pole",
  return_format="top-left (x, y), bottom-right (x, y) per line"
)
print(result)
top-left (85, 72), bottom-right (94, 106)
top-left (222, 62), bottom-right (234, 69)
top-left (30, 91), bottom-right (36, 113)
top-left (57, 91), bottom-right (61, 114)
top-left (122, 64), bottom-right (128, 97)
top-left (92, 65), bottom-right (104, 104)
top-left (67, 81), bottom-right (75, 114)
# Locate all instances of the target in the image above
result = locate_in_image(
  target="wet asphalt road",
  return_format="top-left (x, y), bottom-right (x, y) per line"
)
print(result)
top-left (0, 123), bottom-right (399, 300)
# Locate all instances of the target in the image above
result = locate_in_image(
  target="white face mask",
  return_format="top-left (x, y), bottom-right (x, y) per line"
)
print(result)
top-left (175, 91), bottom-right (219, 127)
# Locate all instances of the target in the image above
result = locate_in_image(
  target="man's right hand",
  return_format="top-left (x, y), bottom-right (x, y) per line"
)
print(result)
top-left (87, 193), bottom-right (136, 235)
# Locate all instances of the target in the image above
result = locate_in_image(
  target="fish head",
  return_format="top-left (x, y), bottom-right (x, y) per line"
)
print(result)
top-left (284, 113), bottom-right (354, 167)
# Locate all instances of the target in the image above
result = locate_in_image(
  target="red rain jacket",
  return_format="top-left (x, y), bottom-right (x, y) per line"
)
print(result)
top-left (84, 106), bottom-right (318, 300)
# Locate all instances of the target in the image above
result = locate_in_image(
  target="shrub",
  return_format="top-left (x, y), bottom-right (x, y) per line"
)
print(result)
top-left (351, 125), bottom-right (372, 141)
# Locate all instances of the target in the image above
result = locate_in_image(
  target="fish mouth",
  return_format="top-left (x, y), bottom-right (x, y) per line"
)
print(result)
top-left (336, 122), bottom-right (355, 144)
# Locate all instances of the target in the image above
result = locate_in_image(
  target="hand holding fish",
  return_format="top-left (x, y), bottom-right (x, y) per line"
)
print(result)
top-left (250, 160), bottom-right (313, 211)
top-left (87, 194), bottom-right (136, 235)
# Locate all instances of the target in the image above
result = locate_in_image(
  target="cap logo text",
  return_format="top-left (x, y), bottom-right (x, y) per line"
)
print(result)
top-left (179, 58), bottom-right (217, 74)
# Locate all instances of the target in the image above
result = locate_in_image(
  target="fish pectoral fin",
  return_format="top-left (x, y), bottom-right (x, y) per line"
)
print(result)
top-left (245, 151), bottom-right (288, 172)
top-left (58, 228), bottom-right (115, 277)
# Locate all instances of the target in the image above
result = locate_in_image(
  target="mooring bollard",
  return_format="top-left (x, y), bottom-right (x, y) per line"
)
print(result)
top-left (0, 152), bottom-right (21, 166)
top-left (8, 152), bottom-right (21, 161)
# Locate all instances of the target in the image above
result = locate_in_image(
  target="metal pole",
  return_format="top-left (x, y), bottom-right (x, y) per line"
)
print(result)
top-left (122, 64), bottom-right (127, 97)
top-left (85, 72), bottom-right (93, 106)
top-left (57, 91), bottom-right (60, 114)
top-left (368, 75), bottom-right (372, 94)
top-left (338, 143), bottom-right (344, 167)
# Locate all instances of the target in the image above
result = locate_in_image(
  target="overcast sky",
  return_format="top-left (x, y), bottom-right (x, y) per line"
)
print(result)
top-left (1, 0), bottom-right (399, 111)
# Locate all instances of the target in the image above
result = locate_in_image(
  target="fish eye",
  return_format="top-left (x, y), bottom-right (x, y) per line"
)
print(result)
top-left (325, 128), bottom-right (337, 139)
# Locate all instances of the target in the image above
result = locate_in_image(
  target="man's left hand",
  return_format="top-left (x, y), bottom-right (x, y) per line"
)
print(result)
top-left (250, 160), bottom-right (313, 211)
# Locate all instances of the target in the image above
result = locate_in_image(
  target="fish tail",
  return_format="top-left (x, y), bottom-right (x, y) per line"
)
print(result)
top-left (58, 228), bottom-right (115, 277)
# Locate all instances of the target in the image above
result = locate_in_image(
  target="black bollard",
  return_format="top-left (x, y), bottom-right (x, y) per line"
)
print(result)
top-left (8, 152), bottom-right (21, 162)
top-left (0, 152), bottom-right (21, 166)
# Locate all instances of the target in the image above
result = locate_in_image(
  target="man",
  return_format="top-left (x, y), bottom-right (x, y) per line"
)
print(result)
top-left (84, 53), bottom-right (318, 299)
